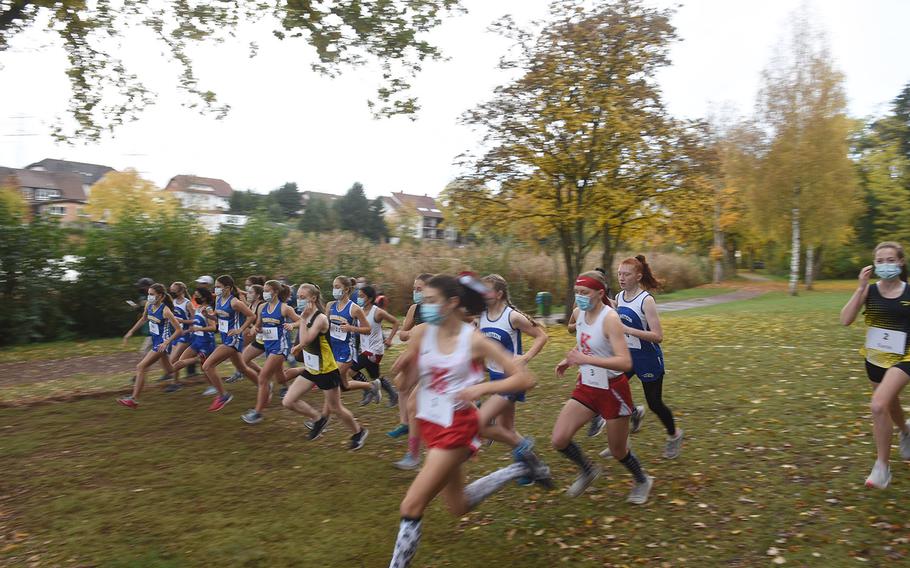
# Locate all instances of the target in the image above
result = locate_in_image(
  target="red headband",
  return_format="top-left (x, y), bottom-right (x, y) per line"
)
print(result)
top-left (575, 276), bottom-right (605, 293)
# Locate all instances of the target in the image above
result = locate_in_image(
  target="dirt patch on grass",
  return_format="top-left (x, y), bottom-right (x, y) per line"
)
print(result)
top-left (0, 352), bottom-right (140, 388)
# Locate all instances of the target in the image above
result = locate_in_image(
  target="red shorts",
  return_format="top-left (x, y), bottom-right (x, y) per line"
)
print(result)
top-left (418, 406), bottom-right (481, 453)
top-left (571, 373), bottom-right (633, 420)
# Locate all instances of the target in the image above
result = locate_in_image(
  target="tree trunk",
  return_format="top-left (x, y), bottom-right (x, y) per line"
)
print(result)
top-left (601, 222), bottom-right (623, 292)
top-left (560, 234), bottom-right (578, 321)
top-left (804, 246), bottom-right (815, 290)
top-left (789, 207), bottom-right (800, 296)
top-left (712, 183), bottom-right (724, 284)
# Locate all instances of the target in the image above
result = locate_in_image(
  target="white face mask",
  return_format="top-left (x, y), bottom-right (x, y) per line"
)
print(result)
top-left (214, 287), bottom-right (223, 297)
top-left (332, 288), bottom-right (343, 300)
top-left (147, 294), bottom-right (157, 305)
top-left (263, 291), bottom-right (273, 302)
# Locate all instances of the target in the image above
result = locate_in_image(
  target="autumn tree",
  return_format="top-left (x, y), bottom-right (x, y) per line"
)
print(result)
top-left (85, 169), bottom-right (177, 223)
top-left (750, 10), bottom-right (858, 294)
top-left (0, 0), bottom-right (463, 141)
top-left (447, 0), bottom-right (680, 315)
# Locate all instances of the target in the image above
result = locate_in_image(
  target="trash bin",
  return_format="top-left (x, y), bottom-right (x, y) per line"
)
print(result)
top-left (535, 291), bottom-right (552, 317)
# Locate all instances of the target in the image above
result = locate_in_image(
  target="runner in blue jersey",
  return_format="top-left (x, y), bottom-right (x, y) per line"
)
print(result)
top-left (327, 275), bottom-right (379, 403)
top-left (164, 281), bottom-right (194, 385)
top-left (167, 287), bottom-right (217, 392)
top-left (201, 275), bottom-right (259, 412)
top-left (614, 255), bottom-right (682, 459)
top-left (119, 283), bottom-right (184, 409)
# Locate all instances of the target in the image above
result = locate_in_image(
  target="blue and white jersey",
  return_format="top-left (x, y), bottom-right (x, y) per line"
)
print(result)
top-left (146, 302), bottom-right (171, 341)
top-left (172, 298), bottom-right (192, 343)
top-left (328, 299), bottom-right (357, 363)
top-left (192, 307), bottom-right (215, 342)
top-left (479, 305), bottom-right (523, 380)
top-left (260, 300), bottom-right (290, 356)
top-left (615, 289), bottom-right (664, 381)
top-left (215, 294), bottom-right (243, 348)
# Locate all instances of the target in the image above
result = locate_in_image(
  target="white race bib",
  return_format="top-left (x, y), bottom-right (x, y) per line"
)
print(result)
top-left (148, 321), bottom-right (160, 336)
top-left (194, 329), bottom-right (204, 336)
top-left (579, 364), bottom-right (611, 389)
top-left (218, 319), bottom-right (228, 334)
top-left (416, 386), bottom-right (455, 428)
top-left (261, 327), bottom-right (279, 341)
top-left (330, 323), bottom-right (346, 341)
top-left (303, 350), bottom-right (320, 372)
top-left (624, 333), bottom-right (642, 350)
top-left (866, 327), bottom-right (908, 355)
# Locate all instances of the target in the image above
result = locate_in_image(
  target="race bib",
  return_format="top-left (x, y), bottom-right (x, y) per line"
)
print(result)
top-left (580, 364), bottom-right (611, 389)
top-left (486, 359), bottom-right (504, 374)
top-left (261, 327), bottom-right (279, 341)
top-left (866, 327), bottom-right (907, 355)
top-left (624, 333), bottom-right (642, 350)
top-left (330, 323), bottom-right (346, 341)
top-left (194, 329), bottom-right (204, 336)
top-left (218, 319), bottom-right (229, 334)
top-left (148, 321), bottom-right (160, 336)
top-left (303, 350), bottom-right (320, 372)
top-left (416, 387), bottom-right (455, 428)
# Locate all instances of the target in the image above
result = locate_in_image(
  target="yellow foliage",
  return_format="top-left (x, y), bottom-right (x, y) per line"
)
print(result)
top-left (85, 169), bottom-right (177, 223)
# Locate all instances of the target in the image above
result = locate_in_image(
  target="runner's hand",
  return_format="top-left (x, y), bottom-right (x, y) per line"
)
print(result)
top-left (228, 329), bottom-right (241, 337)
top-left (859, 265), bottom-right (873, 288)
top-left (456, 384), bottom-right (486, 402)
top-left (565, 348), bottom-right (587, 367)
top-left (555, 358), bottom-right (570, 378)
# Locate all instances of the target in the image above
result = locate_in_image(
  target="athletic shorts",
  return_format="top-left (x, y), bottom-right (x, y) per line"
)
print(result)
top-left (251, 340), bottom-right (265, 351)
top-left (264, 339), bottom-right (289, 358)
top-left (329, 338), bottom-right (354, 364)
top-left (571, 373), bottom-right (633, 420)
top-left (352, 352), bottom-right (383, 379)
top-left (418, 405), bottom-right (481, 453)
top-left (174, 334), bottom-right (190, 345)
top-left (865, 360), bottom-right (910, 384)
top-left (220, 332), bottom-right (243, 352)
top-left (190, 338), bottom-right (215, 358)
top-left (304, 369), bottom-right (342, 391)
top-left (151, 337), bottom-right (172, 354)
top-left (489, 371), bottom-right (526, 403)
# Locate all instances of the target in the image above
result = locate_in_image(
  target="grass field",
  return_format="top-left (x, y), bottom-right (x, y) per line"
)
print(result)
top-left (3, 282), bottom-right (910, 567)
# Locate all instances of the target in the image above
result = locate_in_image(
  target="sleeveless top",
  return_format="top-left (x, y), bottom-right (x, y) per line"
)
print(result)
top-left (479, 305), bottom-right (523, 378)
top-left (862, 282), bottom-right (910, 367)
top-left (416, 323), bottom-right (484, 419)
top-left (360, 305), bottom-right (386, 355)
top-left (146, 302), bottom-right (171, 340)
top-left (260, 300), bottom-right (287, 353)
top-left (172, 298), bottom-right (192, 333)
top-left (192, 306), bottom-right (215, 343)
top-left (328, 299), bottom-right (356, 347)
top-left (575, 305), bottom-right (623, 389)
top-left (301, 312), bottom-right (339, 375)
top-left (615, 289), bottom-right (664, 379)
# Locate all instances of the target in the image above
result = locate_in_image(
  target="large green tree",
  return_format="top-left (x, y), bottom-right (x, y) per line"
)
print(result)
top-left (333, 183), bottom-right (387, 242)
top-left (0, 0), bottom-right (463, 140)
top-left (447, 0), bottom-right (680, 315)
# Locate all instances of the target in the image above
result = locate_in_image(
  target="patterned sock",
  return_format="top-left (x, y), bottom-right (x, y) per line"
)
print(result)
top-left (389, 516), bottom-right (422, 568)
top-left (559, 441), bottom-right (593, 474)
top-left (407, 436), bottom-right (421, 458)
top-left (379, 377), bottom-right (395, 394)
top-left (619, 450), bottom-right (647, 483)
top-left (464, 462), bottom-right (530, 510)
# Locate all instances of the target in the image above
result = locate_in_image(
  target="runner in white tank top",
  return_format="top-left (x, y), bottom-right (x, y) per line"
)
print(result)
top-left (387, 273), bottom-right (552, 568)
top-left (551, 271), bottom-right (653, 505)
top-left (353, 286), bottom-right (401, 406)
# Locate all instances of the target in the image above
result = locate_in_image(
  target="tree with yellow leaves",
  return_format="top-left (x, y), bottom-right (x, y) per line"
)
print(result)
top-left (448, 0), bottom-right (681, 315)
top-left (85, 169), bottom-right (177, 224)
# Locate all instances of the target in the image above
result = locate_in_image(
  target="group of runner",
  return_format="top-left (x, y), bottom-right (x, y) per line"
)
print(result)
top-left (120, 257), bottom-right (685, 567)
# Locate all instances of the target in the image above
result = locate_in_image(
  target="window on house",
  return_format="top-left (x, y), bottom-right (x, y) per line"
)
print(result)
top-left (36, 188), bottom-right (61, 200)
top-left (189, 184), bottom-right (214, 192)
top-left (47, 205), bottom-right (66, 215)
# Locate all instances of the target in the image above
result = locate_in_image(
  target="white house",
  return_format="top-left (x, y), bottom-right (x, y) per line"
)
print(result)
top-left (164, 174), bottom-right (247, 232)
top-left (382, 191), bottom-right (457, 242)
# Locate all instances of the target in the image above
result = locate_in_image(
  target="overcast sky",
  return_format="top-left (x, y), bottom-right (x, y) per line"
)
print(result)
top-left (1, 0), bottom-right (908, 198)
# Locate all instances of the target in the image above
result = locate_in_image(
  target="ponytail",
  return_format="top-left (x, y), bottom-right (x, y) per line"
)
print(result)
top-left (299, 283), bottom-right (325, 314)
top-left (619, 256), bottom-right (661, 292)
top-left (150, 283), bottom-right (175, 312)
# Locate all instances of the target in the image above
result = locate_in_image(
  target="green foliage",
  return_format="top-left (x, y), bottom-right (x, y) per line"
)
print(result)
top-left (229, 190), bottom-right (266, 214)
top-left (331, 183), bottom-right (388, 242)
top-left (298, 198), bottom-right (337, 233)
top-left (270, 182), bottom-right (301, 219)
top-left (207, 213), bottom-right (294, 280)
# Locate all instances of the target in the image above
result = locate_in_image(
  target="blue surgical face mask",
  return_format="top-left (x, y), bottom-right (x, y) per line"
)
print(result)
top-left (875, 263), bottom-right (903, 280)
top-left (421, 303), bottom-right (445, 325)
top-left (356, 296), bottom-right (366, 307)
top-left (413, 290), bottom-right (423, 304)
top-left (575, 294), bottom-right (593, 312)
top-left (296, 298), bottom-right (308, 311)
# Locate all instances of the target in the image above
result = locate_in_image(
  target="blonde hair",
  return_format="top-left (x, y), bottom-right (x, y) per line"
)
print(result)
top-left (298, 283), bottom-right (325, 313)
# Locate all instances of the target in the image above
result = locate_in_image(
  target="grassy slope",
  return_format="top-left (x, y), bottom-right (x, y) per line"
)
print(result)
top-left (3, 284), bottom-right (909, 567)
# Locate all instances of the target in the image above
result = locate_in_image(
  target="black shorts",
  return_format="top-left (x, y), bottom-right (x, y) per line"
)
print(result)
top-left (252, 340), bottom-right (265, 351)
top-left (352, 353), bottom-right (382, 379)
top-left (865, 360), bottom-right (910, 383)
top-left (304, 369), bottom-right (342, 391)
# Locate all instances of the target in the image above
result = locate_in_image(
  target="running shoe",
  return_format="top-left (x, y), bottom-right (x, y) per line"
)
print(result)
top-left (865, 461), bottom-right (892, 489)
top-left (394, 453), bottom-right (421, 470)
top-left (371, 380), bottom-right (382, 405)
top-left (359, 389), bottom-right (373, 406)
top-left (241, 409), bottom-right (263, 424)
top-left (307, 416), bottom-right (329, 440)
top-left (664, 429), bottom-right (684, 459)
top-left (279, 386), bottom-right (288, 400)
top-left (627, 475), bottom-right (654, 505)
top-left (387, 424), bottom-right (409, 438)
top-left (208, 392), bottom-right (233, 412)
top-left (630, 405), bottom-right (646, 433)
top-left (164, 383), bottom-right (184, 393)
top-left (899, 421), bottom-right (910, 460)
top-left (202, 386), bottom-right (218, 396)
top-left (380, 378), bottom-right (399, 407)
top-left (516, 476), bottom-right (534, 486)
top-left (117, 396), bottom-right (138, 409)
top-left (566, 465), bottom-right (602, 497)
top-left (304, 420), bottom-right (314, 430)
top-left (512, 438), bottom-right (554, 489)
top-left (350, 428), bottom-right (369, 451)
top-left (587, 415), bottom-right (606, 437)
top-left (225, 371), bottom-right (243, 384)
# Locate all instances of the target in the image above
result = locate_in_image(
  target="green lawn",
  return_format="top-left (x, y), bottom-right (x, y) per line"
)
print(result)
top-left (653, 286), bottom-right (736, 303)
top-left (3, 287), bottom-right (910, 567)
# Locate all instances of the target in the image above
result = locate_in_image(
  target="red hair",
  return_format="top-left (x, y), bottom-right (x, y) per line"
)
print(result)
top-left (620, 255), bottom-right (661, 291)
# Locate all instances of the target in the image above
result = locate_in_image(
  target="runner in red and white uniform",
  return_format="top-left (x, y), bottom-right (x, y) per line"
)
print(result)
top-left (387, 274), bottom-right (552, 568)
top-left (552, 270), bottom-right (653, 504)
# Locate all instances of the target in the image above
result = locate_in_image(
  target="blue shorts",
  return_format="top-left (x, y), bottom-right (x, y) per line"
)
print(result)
top-left (263, 337), bottom-right (290, 358)
top-left (151, 337), bottom-right (172, 355)
top-left (489, 371), bottom-right (526, 403)
top-left (220, 332), bottom-right (243, 352)
top-left (190, 338), bottom-right (215, 358)
top-left (174, 334), bottom-right (190, 345)
top-left (329, 337), bottom-right (354, 364)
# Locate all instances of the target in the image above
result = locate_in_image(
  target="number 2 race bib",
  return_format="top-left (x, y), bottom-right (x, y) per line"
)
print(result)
top-left (866, 327), bottom-right (908, 355)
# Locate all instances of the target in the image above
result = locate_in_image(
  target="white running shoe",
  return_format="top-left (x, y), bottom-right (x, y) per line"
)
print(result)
top-left (202, 386), bottom-right (218, 396)
top-left (394, 453), bottom-right (421, 471)
top-left (627, 475), bottom-right (654, 505)
top-left (566, 465), bottom-right (601, 497)
top-left (899, 421), bottom-right (910, 460)
top-left (664, 429), bottom-right (684, 459)
top-left (865, 461), bottom-right (892, 489)
top-left (630, 405), bottom-right (646, 433)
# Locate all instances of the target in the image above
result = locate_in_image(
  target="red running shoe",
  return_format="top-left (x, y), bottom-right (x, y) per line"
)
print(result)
top-left (208, 392), bottom-right (233, 412)
top-left (117, 397), bottom-right (138, 409)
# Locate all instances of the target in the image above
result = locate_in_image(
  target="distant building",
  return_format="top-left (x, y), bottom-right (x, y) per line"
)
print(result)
top-left (26, 158), bottom-right (115, 199)
top-left (382, 191), bottom-right (457, 242)
top-left (299, 190), bottom-right (339, 213)
top-left (0, 166), bottom-right (89, 224)
top-left (164, 174), bottom-right (247, 232)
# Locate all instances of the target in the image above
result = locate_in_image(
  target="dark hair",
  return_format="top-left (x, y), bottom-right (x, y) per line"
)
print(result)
top-left (248, 284), bottom-right (264, 303)
top-left (620, 256), bottom-right (661, 291)
top-left (216, 275), bottom-right (237, 296)
top-left (333, 275), bottom-right (354, 299)
top-left (246, 275), bottom-right (267, 287)
top-left (427, 274), bottom-right (489, 316)
top-left (361, 285), bottom-right (377, 302)
top-left (416, 273), bottom-right (434, 285)
top-left (194, 287), bottom-right (214, 306)
top-left (875, 241), bottom-right (909, 282)
top-left (280, 283), bottom-right (292, 302)
top-left (149, 283), bottom-right (175, 312)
